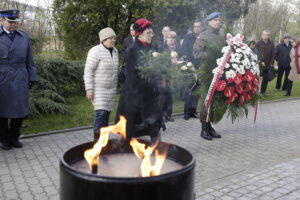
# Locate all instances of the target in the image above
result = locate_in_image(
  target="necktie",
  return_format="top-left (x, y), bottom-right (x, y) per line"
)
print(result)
top-left (8, 32), bottom-right (15, 41)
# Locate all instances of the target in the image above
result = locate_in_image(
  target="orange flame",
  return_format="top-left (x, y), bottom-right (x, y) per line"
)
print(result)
top-left (130, 138), bottom-right (168, 177)
top-left (84, 116), bottom-right (127, 169)
top-left (83, 116), bottom-right (168, 177)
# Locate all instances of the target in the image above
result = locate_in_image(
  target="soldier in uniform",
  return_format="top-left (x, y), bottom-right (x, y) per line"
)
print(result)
top-left (193, 12), bottom-right (223, 140)
top-left (0, 10), bottom-right (37, 150)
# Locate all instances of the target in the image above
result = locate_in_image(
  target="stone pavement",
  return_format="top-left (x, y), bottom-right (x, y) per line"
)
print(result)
top-left (1, 99), bottom-right (300, 200)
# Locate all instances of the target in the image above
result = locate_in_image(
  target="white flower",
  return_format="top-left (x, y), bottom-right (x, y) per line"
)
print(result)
top-left (232, 63), bottom-right (239, 69)
top-left (171, 51), bottom-right (178, 58)
top-left (181, 65), bottom-right (188, 71)
top-left (187, 62), bottom-right (193, 67)
top-left (225, 69), bottom-right (236, 79)
top-left (152, 52), bottom-right (159, 57)
top-left (212, 68), bottom-right (219, 74)
top-left (225, 63), bottom-right (230, 68)
top-left (216, 58), bottom-right (222, 65)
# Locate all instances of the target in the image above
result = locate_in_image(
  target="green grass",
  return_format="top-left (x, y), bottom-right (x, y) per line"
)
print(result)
top-left (22, 79), bottom-right (300, 135)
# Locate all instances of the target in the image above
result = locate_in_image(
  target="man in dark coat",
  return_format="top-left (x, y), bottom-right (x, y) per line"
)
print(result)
top-left (0, 10), bottom-right (37, 150)
top-left (121, 24), bottom-right (135, 59)
top-left (181, 20), bottom-right (202, 120)
top-left (275, 33), bottom-right (293, 92)
top-left (255, 30), bottom-right (275, 95)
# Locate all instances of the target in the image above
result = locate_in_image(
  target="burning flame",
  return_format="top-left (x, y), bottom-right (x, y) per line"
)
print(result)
top-left (83, 116), bottom-right (167, 177)
top-left (130, 138), bottom-right (168, 177)
top-left (84, 116), bottom-right (127, 168)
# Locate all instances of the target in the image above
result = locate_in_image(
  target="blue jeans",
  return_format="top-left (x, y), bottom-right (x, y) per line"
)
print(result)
top-left (93, 109), bottom-right (110, 140)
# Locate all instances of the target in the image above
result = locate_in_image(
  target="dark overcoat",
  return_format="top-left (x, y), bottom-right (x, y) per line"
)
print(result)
top-left (0, 26), bottom-right (37, 118)
top-left (116, 39), bottom-right (164, 139)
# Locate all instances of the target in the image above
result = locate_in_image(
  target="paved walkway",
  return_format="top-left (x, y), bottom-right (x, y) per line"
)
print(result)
top-left (1, 99), bottom-right (300, 200)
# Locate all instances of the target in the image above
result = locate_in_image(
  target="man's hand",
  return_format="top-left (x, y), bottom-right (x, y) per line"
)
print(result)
top-left (86, 92), bottom-right (93, 101)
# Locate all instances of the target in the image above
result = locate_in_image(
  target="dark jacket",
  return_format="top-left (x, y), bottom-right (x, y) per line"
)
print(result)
top-left (275, 42), bottom-right (292, 68)
top-left (116, 39), bottom-right (164, 139)
top-left (181, 33), bottom-right (196, 65)
top-left (0, 26), bottom-right (37, 118)
top-left (122, 35), bottom-right (135, 59)
top-left (255, 39), bottom-right (275, 68)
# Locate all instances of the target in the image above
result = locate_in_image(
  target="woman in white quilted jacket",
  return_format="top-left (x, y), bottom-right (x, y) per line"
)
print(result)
top-left (83, 27), bottom-right (119, 142)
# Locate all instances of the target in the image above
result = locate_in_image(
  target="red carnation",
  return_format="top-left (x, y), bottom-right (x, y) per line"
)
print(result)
top-left (253, 77), bottom-right (259, 87)
top-left (246, 93), bottom-right (253, 101)
top-left (238, 94), bottom-right (245, 105)
top-left (243, 71), bottom-right (254, 82)
top-left (236, 83), bottom-right (244, 94)
top-left (245, 82), bottom-right (252, 91)
top-left (225, 93), bottom-right (238, 104)
top-left (234, 73), bottom-right (242, 85)
top-left (224, 86), bottom-right (235, 97)
top-left (227, 78), bottom-right (234, 84)
top-left (216, 80), bottom-right (227, 91)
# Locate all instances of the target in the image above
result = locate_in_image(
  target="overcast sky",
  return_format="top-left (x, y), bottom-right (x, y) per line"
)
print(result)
top-left (17, 0), bottom-right (53, 8)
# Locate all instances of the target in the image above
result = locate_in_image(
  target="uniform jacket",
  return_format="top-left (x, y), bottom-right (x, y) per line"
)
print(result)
top-left (0, 26), bottom-right (37, 118)
top-left (83, 44), bottom-right (119, 111)
top-left (275, 42), bottom-right (292, 68)
top-left (193, 26), bottom-right (224, 69)
top-left (116, 39), bottom-right (164, 139)
top-left (255, 39), bottom-right (275, 68)
top-left (288, 43), bottom-right (300, 82)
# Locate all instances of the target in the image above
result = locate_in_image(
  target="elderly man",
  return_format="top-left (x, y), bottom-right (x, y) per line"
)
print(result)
top-left (255, 30), bottom-right (275, 95)
top-left (193, 12), bottom-right (223, 140)
top-left (0, 10), bottom-right (37, 150)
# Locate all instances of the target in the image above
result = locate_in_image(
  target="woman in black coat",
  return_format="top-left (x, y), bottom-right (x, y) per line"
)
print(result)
top-left (116, 18), bottom-right (165, 143)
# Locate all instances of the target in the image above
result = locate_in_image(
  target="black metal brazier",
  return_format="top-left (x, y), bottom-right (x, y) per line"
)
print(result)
top-left (60, 139), bottom-right (195, 200)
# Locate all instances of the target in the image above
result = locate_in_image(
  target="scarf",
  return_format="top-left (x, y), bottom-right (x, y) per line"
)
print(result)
top-left (295, 42), bottom-right (300, 74)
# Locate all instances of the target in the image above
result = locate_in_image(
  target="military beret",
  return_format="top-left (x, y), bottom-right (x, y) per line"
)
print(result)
top-left (206, 12), bottom-right (220, 21)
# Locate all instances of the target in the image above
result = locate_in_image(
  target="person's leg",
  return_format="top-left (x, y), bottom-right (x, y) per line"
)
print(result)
top-left (282, 67), bottom-right (291, 90)
top-left (184, 95), bottom-right (191, 120)
top-left (199, 106), bottom-right (212, 140)
top-left (166, 91), bottom-right (174, 121)
top-left (190, 95), bottom-right (199, 118)
top-left (276, 67), bottom-right (284, 90)
top-left (261, 69), bottom-right (269, 95)
top-left (0, 118), bottom-right (11, 150)
top-left (9, 118), bottom-right (23, 148)
top-left (93, 110), bottom-right (110, 142)
top-left (285, 80), bottom-right (293, 96)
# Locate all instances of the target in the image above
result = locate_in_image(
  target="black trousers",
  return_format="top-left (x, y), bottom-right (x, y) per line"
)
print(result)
top-left (286, 79), bottom-right (293, 95)
top-left (184, 94), bottom-right (199, 116)
top-left (261, 69), bottom-right (269, 94)
top-left (276, 67), bottom-right (291, 90)
top-left (159, 88), bottom-right (173, 119)
top-left (0, 118), bottom-right (23, 143)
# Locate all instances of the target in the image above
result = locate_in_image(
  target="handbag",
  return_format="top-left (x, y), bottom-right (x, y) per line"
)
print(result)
top-left (266, 66), bottom-right (276, 81)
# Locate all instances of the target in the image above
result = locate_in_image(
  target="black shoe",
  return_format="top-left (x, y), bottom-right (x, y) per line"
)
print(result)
top-left (184, 115), bottom-right (190, 120)
top-left (208, 123), bottom-right (221, 138)
top-left (1, 142), bottom-right (12, 150)
top-left (190, 113), bottom-right (199, 118)
top-left (10, 140), bottom-right (23, 148)
top-left (201, 122), bottom-right (212, 140)
top-left (283, 93), bottom-right (290, 96)
top-left (167, 117), bottom-right (175, 122)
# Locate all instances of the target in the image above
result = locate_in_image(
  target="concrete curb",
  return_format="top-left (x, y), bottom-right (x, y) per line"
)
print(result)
top-left (20, 97), bottom-right (300, 139)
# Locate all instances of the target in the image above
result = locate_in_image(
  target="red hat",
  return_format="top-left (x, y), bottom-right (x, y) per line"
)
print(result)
top-left (133, 18), bottom-right (153, 36)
